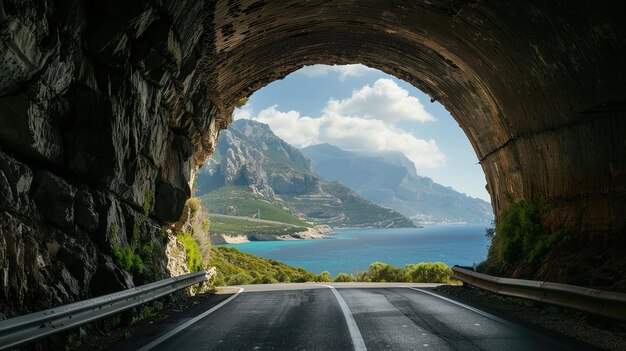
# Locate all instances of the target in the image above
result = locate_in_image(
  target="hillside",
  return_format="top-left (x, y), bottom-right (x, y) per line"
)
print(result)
top-left (302, 143), bottom-right (493, 224)
top-left (209, 246), bottom-right (323, 285)
top-left (196, 119), bottom-right (415, 228)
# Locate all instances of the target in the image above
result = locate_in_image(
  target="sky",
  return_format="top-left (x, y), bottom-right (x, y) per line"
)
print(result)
top-left (233, 64), bottom-right (490, 202)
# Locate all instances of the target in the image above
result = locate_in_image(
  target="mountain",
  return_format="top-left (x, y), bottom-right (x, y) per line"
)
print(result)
top-left (196, 119), bottom-right (415, 228)
top-left (301, 143), bottom-right (493, 224)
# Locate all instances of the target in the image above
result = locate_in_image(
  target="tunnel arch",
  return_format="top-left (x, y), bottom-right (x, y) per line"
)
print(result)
top-left (204, 0), bottom-right (626, 240)
top-left (1, 0), bottom-right (625, 317)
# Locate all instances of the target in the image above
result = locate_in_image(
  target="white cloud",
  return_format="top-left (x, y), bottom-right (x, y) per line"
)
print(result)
top-left (297, 64), bottom-right (376, 81)
top-left (233, 78), bottom-right (445, 169)
top-left (248, 106), bottom-right (445, 169)
top-left (326, 79), bottom-right (435, 123)
top-left (233, 105), bottom-right (253, 120)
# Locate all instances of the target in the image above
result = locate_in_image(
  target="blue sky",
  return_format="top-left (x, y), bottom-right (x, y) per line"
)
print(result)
top-left (234, 64), bottom-right (490, 202)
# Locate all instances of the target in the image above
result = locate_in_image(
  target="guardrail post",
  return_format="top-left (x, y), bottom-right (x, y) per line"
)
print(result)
top-left (450, 266), bottom-right (626, 321)
top-left (0, 268), bottom-right (217, 351)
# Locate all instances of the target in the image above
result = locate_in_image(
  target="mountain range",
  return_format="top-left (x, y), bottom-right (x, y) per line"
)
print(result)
top-left (196, 119), bottom-right (415, 228)
top-left (301, 143), bottom-right (493, 224)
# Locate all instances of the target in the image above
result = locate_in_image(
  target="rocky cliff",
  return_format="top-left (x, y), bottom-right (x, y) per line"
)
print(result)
top-left (0, 0), bottom-right (224, 317)
top-left (196, 119), bottom-right (415, 228)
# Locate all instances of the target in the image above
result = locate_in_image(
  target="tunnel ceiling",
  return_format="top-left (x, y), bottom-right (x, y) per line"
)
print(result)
top-left (207, 0), bottom-right (626, 233)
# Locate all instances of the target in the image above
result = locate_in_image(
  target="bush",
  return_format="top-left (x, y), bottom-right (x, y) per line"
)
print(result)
top-left (226, 272), bottom-right (254, 285)
top-left (177, 232), bottom-right (204, 272)
top-left (235, 96), bottom-right (249, 107)
top-left (491, 197), bottom-right (564, 266)
top-left (315, 271), bottom-right (332, 282)
top-left (112, 245), bottom-right (144, 274)
top-left (333, 273), bottom-right (355, 282)
top-left (404, 262), bottom-right (453, 283)
top-left (365, 262), bottom-right (405, 282)
top-left (186, 198), bottom-right (201, 219)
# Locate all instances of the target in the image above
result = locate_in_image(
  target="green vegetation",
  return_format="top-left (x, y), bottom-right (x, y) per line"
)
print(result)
top-left (143, 189), bottom-right (154, 216)
top-left (209, 246), bottom-right (321, 285)
top-left (210, 215), bottom-right (307, 236)
top-left (109, 223), bottom-right (145, 275)
top-left (109, 220), bottom-right (158, 276)
top-left (477, 196), bottom-right (566, 274)
top-left (200, 186), bottom-right (312, 227)
top-left (333, 273), bottom-right (355, 282)
top-left (138, 300), bottom-right (164, 321)
top-left (185, 197), bottom-right (212, 265)
top-left (351, 261), bottom-right (455, 283)
top-left (177, 232), bottom-right (204, 272)
top-left (112, 245), bottom-right (144, 274)
top-left (235, 96), bottom-right (249, 107)
top-left (209, 246), bottom-right (455, 286)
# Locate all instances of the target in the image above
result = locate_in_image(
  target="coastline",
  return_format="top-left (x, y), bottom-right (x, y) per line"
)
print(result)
top-left (210, 225), bottom-right (334, 245)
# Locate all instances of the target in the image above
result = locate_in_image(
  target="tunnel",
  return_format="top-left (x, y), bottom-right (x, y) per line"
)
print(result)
top-left (0, 0), bottom-right (624, 317)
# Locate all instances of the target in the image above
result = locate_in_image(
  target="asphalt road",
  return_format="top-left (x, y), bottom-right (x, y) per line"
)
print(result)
top-left (125, 283), bottom-right (593, 351)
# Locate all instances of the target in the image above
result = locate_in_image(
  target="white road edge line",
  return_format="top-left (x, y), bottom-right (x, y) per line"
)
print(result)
top-left (405, 287), bottom-right (578, 347)
top-left (405, 287), bottom-right (526, 328)
top-left (321, 285), bottom-right (367, 351)
top-left (138, 287), bottom-right (245, 351)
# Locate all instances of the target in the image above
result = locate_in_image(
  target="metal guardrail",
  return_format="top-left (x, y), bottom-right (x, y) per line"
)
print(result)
top-left (451, 266), bottom-right (626, 321)
top-left (0, 268), bottom-right (216, 351)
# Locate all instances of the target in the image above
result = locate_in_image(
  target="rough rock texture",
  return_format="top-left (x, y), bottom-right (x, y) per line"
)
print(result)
top-left (0, 0), bottom-right (224, 317)
top-left (197, 119), bottom-right (415, 228)
top-left (1, 0), bottom-right (625, 316)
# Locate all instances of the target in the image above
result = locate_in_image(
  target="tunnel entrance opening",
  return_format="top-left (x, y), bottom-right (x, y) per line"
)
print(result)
top-left (206, 1), bottom-right (625, 291)
top-left (194, 63), bottom-right (495, 278)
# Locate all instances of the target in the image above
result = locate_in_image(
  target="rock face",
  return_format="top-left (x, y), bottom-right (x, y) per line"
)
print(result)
top-left (0, 0), bottom-right (225, 316)
top-left (0, 0), bottom-right (625, 316)
top-left (197, 119), bottom-right (415, 228)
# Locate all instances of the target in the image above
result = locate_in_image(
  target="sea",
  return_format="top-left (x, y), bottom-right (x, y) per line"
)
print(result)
top-left (221, 224), bottom-right (491, 275)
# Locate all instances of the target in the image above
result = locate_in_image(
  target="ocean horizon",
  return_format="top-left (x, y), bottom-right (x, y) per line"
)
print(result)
top-left (221, 224), bottom-right (491, 275)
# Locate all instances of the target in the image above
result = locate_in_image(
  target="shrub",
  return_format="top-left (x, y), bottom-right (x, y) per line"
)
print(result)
top-left (365, 262), bottom-right (405, 282)
top-left (177, 232), bottom-right (203, 272)
top-left (404, 262), bottom-right (453, 283)
top-left (235, 96), bottom-right (249, 107)
top-left (112, 245), bottom-right (144, 274)
top-left (226, 272), bottom-right (254, 285)
top-left (315, 271), bottom-right (332, 282)
top-left (492, 197), bottom-right (564, 265)
top-left (333, 273), bottom-right (355, 282)
top-left (186, 197), bottom-right (201, 220)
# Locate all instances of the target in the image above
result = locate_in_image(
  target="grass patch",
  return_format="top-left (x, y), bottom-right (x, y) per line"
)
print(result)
top-left (176, 232), bottom-right (204, 272)
top-left (200, 186), bottom-right (311, 227)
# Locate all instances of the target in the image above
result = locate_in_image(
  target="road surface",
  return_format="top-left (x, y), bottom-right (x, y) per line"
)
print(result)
top-left (113, 283), bottom-right (594, 351)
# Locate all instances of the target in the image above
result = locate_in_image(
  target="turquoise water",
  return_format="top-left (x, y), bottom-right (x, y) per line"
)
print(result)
top-left (222, 225), bottom-right (490, 275)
